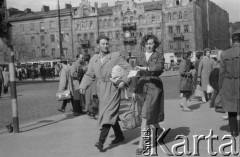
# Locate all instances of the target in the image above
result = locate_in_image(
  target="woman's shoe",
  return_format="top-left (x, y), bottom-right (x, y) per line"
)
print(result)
top-left (95, 142), bottom-right (104, 152)
top-left (136, 148), bottom-right (143, 155)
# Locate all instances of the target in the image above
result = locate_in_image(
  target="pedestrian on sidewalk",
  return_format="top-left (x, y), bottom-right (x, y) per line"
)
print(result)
top-left (0, 66), bottom-right (3, 98)
top-left (130, 34), bottom-right (165, 155)
top-left (197, 48), bottom-right (215, 102)
top-left (219, 31), bottom-right (240, 137)
top-left (179, 51), bottom-right (194, 112)
top-left (79, 35), bottom-right (132, 152)
top-left (57, 60), bottom-right (74, 113)
top-left (2, 67), bottom-right (10, 94)
top-left (71, 54), bottom-right (86, 116)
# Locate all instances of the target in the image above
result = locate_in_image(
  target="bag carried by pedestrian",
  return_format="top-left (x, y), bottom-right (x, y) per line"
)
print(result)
top-left (121, 101), bottom-right (141, 129)
top-left (56, 90), bottom-right (71, 101)
top-left (88, 95), bottom-right (99, 117)
top-left (3, 86), bottom-right (8, 94)
top-left (215, 91), bottom-right (225, 113)
top-left (180, 75), bottom-right (192, 93)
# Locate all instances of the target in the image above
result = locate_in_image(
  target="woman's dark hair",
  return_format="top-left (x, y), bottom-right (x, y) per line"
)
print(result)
top-left (141, 34), bottom-right (160, 50)
top-left (96, 35), bottom-right (110, 44)
top-left (196, 51), bottom-right (203, 59)
top-left (203, 48), bottom-right (211, 55)
top-left (182, 51), bottom-right (192, 60)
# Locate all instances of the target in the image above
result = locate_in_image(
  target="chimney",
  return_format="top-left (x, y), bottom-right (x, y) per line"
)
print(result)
top-left (65, 3), bottom-right (72, 9)
top-left (24, 8), bottom-right (31, 13)
top-left (101, 3), bottom-right (108, 8)
top-left (41, 5), bottom-right (50, 12)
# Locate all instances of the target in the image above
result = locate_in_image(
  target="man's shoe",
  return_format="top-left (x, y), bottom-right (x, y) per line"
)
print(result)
top-left (57, 109), bottom-right (65, 113)
top-left (111, 136), bottom-right (124, 144)
top-left (95, 142), bottom-right (104, 152)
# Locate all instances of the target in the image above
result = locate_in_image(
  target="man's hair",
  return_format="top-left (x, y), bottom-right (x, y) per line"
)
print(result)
top-left (96, 35), bottom-right (109, 44)
top-left (141, 34), bottom-right (160, 50)
top-left (232, 31), bottom-right (240, 43)
top-left (84, 54), bottom-right (91, 62)
top-left (60, 60), bottom-right (67, 65)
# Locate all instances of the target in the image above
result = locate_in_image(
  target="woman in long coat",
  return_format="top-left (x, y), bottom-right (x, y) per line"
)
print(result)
top-left (57, 60), bottom-right (74, 112)
top-left (219, 32), bottom-right (240, 137)
top-left (79, 36), bottom-right (131, 151)
top-left (197, 49), bottom-right (215, 102)
top-left (2, 67), bottom-right (10, 94)
top-left (179, 51), bottom-right (194, 111)
top-left (130, 34), bottom-right (165, 155)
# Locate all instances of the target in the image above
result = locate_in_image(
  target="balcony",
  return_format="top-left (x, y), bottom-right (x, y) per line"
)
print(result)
top-left (123, 37), bottom-right (137, 45)
top-left (173, 33), bottom-right (184, 41)
top-left (80, 40), bottom-right (90, 48)
top-left (122, 23), bottom-right (137, 31)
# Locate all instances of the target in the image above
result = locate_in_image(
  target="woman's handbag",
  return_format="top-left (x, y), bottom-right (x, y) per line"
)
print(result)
top-left (180, 75), bottom-right (192, 93)
top-left (56, 90), bottom-right (71, 101)
top-left (121, 101), bottom-right (141, 129)
top-left (215, 91), bottom-right (224, 113)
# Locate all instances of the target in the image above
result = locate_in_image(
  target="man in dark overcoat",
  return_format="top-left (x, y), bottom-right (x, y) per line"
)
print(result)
top-left (219, 31), bottom-right (240, 137)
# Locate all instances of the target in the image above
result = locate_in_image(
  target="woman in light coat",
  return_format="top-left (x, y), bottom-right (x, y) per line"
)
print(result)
top-left (57, 60), bottom-right (74, 113)
top-left (198, 48), bottom-right (215, 102)
top-left (2, 67), bottom-right (10, 94)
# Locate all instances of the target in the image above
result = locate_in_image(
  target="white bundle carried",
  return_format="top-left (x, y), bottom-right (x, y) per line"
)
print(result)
top-left (110, 65), bottom-right (126, 84)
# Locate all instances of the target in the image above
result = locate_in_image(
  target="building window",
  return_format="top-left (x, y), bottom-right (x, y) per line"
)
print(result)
top-left (157, 27), bottom-right (161, 38)
top-left (184, 11), bottom-right (188, 19)
top-left (76, 23), bottom-right (80, 30)
top-left (124, 17), bottom-right (128, 24)
top-left (108, 31), bottom-right (113, 39)
top-left (185, 41), bottom-right (190, 49)
top-left (179, 12), bottom-right (182, 19)
top-left (64, 19), bottom-right (68, 28)
top-left (83, 33), bottom-right (88, 40)
top-left (168, 12), bottom-right (172, 21)
top-left (184, 25), bottom-right (189, 33)
top-left (138, 15), bottom-right (144, 24)
top-left (176, 26), bottom-right (181, 34)
top-left (50, 21), bottom-right (55, 28)
top-left (50, 35), bottom-right (55, 42)
top-left (77, 47), bottom-right (82, 54)
top-left (77, 34), bottom-right (82, 42)
top-left (41, 49), bottom-right (46, 57)
top-left (148, 28), bottom-right (153, 34)
top-left (40, 36), bottom-right (45, 46)
top-left (100, 32), bottom-right (105, 36)
top-left (114, 17), bottom-right (119, 26)
top-left (104, 19), bottom-right (108, 27)
top-left (130, 16), bottom-right (134, 23)
top-left (108, 18), bottom-right (113, 26)
top-left (173, 12), bottom-right (177, 20)
top-left (169, 42), bottom-right (174, 50)
top-left (20, 24), bottom-right (24, 32)
top-left (177, 42), bottom-right (181, 49)
top-left (51, 48), bottom-right (55, 57)
top-left (168, 26), bottom-right (173, 34)
top-left (83, 8), bottom-right (88, 17)
top-left (40, 22), bottom-right (44, 32)
top-left (31, 36), bottom-right (35, 43)
top-left (99, 19), bottom-right (103, 28)
top-left (90, 33), bottom-right (94, 41)
top-left (176, 0), bottom-right (180, 6)
top-left (115, 31), bottom-right (120, 39)
top-left (152, 14), bottom-right (156, 23)
top-left (32, 50), bottom-right (36, 58)
top-left (90, 21), bottom-right (94, 29)
top-left (30, 23), bottom-right (34, 31)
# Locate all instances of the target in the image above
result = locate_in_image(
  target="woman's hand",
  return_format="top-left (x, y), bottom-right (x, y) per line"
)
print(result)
top-left (79, 88), bottom-right (85, 94)
top-left (117, 81), bottom-right (125, 89)
top-left (135, 66), bottom-right (148, 71)
top-left (132, 93), bottom-right (136, 101)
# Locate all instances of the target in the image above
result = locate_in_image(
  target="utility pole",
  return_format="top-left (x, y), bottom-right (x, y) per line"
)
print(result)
top-left (57, 0), bottom-right (63, 60)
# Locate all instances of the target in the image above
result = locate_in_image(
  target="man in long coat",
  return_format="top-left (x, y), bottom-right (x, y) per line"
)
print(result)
top-left (71, 54), bottom-right (85, 115)
top-left (198, 48), bottom-right (215, 102)
top-left (79, 35), bottom-right (131, 151)
top-left (0, 67), bottom-right (3, 98)
top-left (219, 31), bottom-right (240, 137)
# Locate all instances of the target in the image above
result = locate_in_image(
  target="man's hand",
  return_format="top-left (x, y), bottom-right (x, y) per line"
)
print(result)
top-left (117, 81), bottom-right (125, 89)
top-left (197, 78), bottom-right (201, 85)
top-left (135, 66), bottom-right (148, 71)
top-left (79, 88), bottom-right (85, 94)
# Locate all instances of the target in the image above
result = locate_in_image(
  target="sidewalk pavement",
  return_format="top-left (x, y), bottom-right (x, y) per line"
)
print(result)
top-left (0, 96), bottom-right (236, 157)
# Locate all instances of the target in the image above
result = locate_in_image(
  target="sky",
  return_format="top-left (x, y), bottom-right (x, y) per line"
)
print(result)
top-left (7, 0), bottom-right (240, 22)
